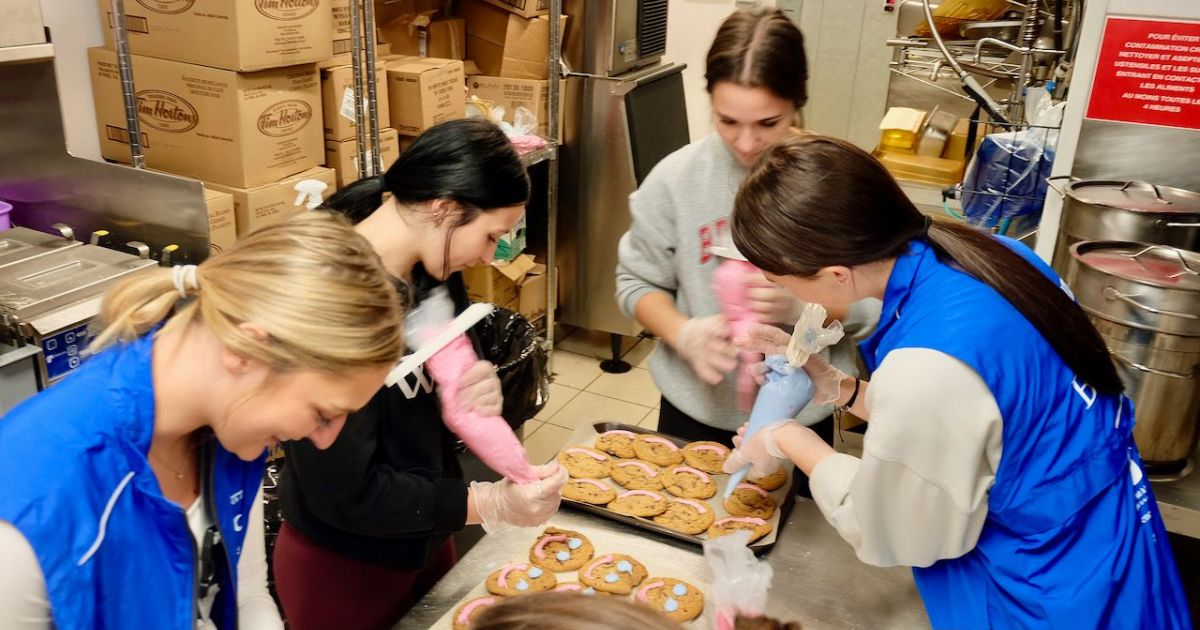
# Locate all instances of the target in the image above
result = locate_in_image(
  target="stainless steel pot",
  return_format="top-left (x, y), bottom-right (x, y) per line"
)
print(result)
top-left (1052, 180), bottom-right (1200, 281)
top-left (1071, 241), bottom-right (1200, 473)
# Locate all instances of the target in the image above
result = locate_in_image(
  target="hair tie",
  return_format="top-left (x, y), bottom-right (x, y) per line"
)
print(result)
top-left (921, 215), bottom-right (933, 238)
top-left (171, 264), bottom-right (199, 298)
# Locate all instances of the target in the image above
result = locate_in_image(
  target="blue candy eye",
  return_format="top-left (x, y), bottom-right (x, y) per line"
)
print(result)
top-left (604, 572), bottom-right (619, 583)
top-left (567, 538), bottom-right (582, 550)
top-left (527, 567), bottom-right (544, 578)
top-left (583, 587), bottom-right (596, 595)
top-left (665, 598), bottom-right (679, 613)
top-left (516, 580), bottom-right (529, 591)
top-left (672, 583), bottom-right (687, 596)
top-left (616, 560), bottom-right (633, 573)
top-left (556, 551), bottom-right (570, 562)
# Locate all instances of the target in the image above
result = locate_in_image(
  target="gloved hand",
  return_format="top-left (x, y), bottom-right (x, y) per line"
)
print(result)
top-left (745, 272), bottom-right (804, 326)
top-left (723, 421), bottom-right (793, 478)
top-left (470, 462), bottom-right (568, 533)
top-left (802, 353), bottom-right (853, 406)
top-left (459, 360), bottom-right (502, 417)
top-left (674, 315), bottom-right (738, 385)
top-left (732, 322), bottom-right (791, 357)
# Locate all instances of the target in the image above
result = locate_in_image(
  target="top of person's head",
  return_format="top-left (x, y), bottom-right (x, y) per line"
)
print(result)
top-left (322, 118), bottom-right (531, 224)
top-left (705, 8), bottom-right (808, 108)
top-left (91, 211), bottom-right (405, 372)
top-left (469, 592), bottom-right (686, 630)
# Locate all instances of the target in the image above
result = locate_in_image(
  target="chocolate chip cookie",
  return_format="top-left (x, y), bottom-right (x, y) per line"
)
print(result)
top-left (529, 527), bottom-right (594, 572)
top-left (485, 562), bottom-right (557, 596)
top-left (747, 467), bottom-right (788, 491)
top-left (632, 435), bottom-right (684, 467)
top-left (652, 498), bottom-right (716, 535)
top-left (635, 577), bottom-right (704, 623)
top-left (553, 583), bottom-right (605, 596)
top-left (556, 447), bottom-right (612, 479)
top-left (682, 441), bottom-right (730, 475)
top-left (609, 459), bottom-right (663, 491)
top-left (707, 516), bottom-right (774, 544)
top-left (594, 429), bottom-right (638, 459)
top-left (661, 465), bottom-right (718, 499)
top-left (724, 483), bottom-right (778, 519)
top-left (579, 553), bottom-right (648, 595)
top-left (452, 596), bottom-right (497, 630)
top-left (561, 478), bottom-right (618, 505)
top-left (607, 489), bottom-right (669, 517)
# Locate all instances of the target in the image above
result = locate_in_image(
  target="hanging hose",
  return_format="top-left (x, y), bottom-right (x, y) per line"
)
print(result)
top-left (921, 0), bottom-right (1011, 125)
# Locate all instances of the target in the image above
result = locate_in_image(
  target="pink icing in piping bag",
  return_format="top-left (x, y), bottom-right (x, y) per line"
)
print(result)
top-left (407, 288), bottom-right (538, 484)
top-left (712, 259), bottom-right (763, 412)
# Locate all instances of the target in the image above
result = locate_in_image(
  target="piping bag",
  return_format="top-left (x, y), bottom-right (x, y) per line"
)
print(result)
top-left (705, 531), bottom-right (775, 630)
top-left (712, 258), bottom-right (764, 412)
top-left (724, 302), bottom-right (844, 499)
top-left (388, 287), bottom-right (539, 484)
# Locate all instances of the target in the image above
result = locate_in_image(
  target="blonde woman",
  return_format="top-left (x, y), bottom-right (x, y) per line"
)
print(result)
top-left (0, 213), bottom-right (405, 630)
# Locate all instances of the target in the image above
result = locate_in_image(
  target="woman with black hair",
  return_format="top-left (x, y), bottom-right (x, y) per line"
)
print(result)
top-left (272, 119), bottom-right (566, 629)
top-left (724, 135), bottom-right (1188, 629)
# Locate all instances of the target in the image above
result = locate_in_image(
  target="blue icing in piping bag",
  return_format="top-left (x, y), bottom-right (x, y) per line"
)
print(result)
top-left (724, 354), bottom-right (813, 499)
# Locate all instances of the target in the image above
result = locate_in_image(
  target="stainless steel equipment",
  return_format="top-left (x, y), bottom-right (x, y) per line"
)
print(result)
top-left (0, 226), bottom-right (81, 269)
top-left (0, 241), bottom-right (157, 388)
top-left (1052, 180), bottom-right (1200, 279)
top-left (1070, 241), bottom-right (1200, 474)
top-left (557, 62), bottom-right (689, 336)
top-left (565, 0), bottom-right (668, 77)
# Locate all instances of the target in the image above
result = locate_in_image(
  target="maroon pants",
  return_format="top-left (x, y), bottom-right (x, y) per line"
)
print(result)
top-left (273, 522), bottom-right (458, 630)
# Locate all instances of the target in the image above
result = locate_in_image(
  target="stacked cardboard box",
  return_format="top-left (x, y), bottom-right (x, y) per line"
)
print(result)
top-left (462, 254), bottom-right (549, 322)
top-left (326, 128), bottom-right (403, 188)
top-left (385, 56), bottom-right (466, 137)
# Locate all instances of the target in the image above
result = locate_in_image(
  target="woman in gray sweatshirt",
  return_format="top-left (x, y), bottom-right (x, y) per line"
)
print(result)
top-left (615, 8), bottom-right (879, 448)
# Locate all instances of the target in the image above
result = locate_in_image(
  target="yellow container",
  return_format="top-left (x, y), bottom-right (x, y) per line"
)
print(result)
top-left (878, 107), bottom-right (926, 153)
top-left (874, 149), bottom-right (965, 188)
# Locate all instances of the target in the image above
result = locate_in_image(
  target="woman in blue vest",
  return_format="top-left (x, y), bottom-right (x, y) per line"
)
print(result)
top-left (0, 213), bottom-right (406, 630)
top-left (724, 135), bottom-right (1189, 629)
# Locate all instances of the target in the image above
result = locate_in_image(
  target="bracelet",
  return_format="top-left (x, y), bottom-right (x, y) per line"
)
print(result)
top-left (839, 379), bottom-right (861, 412)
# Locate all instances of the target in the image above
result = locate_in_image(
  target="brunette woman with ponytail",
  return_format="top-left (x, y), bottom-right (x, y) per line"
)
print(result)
top-left (723, 135), bottom-right (1188, 629)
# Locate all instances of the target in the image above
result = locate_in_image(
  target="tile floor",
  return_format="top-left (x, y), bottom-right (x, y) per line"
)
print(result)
top-left (521, 331), bottom-right (661, 465)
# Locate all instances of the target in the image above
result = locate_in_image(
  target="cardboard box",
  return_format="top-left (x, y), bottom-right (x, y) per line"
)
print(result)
top-left (325, 127), bottom-right (402, 188)
top-left (203, 187), bottom-right (237, 254)
top-left (321, 62), bottom-right (390, 141)
top-left (492, 213), bottom-right (526, 262)
top-left (206, 167), bottom-right (337, 236)
top-left (463, 254), bottom-right (549, 320)
top-left (385, 56), bottom-right (465, 135)
top-left (98, 0), bottom-right (331, 72)
top-left (466, 74), bottom-right (563, 138)
top-left (476, 0), bottom-right (549, 18)
top-left (381, 14), bottom-right (465, 60)
top-left (517, 262), bottom-right (548, 321)
top-left (460, 0), bottom-right (564, 80)
top-left (320, 0), bottom-right (391, 69)
top-left (90, 48), bottom-right (323, 188)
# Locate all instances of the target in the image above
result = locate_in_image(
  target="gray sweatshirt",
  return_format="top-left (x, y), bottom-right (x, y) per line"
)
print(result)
top-left (615, 133), bottom-right (880, 430)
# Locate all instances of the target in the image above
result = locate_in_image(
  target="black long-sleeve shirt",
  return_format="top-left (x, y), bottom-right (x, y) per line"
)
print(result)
top-left (278, 270), bottom-right (473, 570)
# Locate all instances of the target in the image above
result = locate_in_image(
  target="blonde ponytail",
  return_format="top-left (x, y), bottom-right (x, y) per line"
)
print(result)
top-left (93, 212), bottom-right (405, 372)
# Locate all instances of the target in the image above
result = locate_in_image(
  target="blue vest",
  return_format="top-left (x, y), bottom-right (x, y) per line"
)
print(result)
top-left (860, 239), bottom-right (1188, 630)
top-left (0, 333), bottom-right (265, 630)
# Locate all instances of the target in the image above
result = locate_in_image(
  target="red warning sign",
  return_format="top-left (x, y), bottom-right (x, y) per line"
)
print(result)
top-left (1086, 17), bottom-right (1200, 130)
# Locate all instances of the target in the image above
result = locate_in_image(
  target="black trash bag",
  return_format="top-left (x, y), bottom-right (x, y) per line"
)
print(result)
top-left (471, 306), bottom-right (549, 431)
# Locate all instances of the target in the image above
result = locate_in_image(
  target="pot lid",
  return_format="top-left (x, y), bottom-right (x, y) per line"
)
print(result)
top-left (1073, 241), bottom-right (1200, 291)
top-left (1067, 180), bottom-right (1200, 215)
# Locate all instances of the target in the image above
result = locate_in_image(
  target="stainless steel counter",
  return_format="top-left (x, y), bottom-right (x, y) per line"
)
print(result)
top-left (1155, 470), bottom-right (1200, 540)
top-left (396, 499), bottom-right (929, 630)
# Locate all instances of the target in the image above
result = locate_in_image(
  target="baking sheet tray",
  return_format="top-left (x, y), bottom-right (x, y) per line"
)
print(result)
top-left (553, 422), bottom-right (796, 554)
top-left (426, 521), bottom-right (714, 629)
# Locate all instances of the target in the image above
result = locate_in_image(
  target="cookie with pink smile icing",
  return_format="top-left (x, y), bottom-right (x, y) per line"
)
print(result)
top-left (485, 562), bottom-right (557, 597)
top-left (652, 498), bottom-right (715, 535)
top-left (606, 489), bottom-right (669, 517)
top-left (706, 516), bottom-right (773, 544)
top-left (682, 441), bottom-right (730, 474)
top-left (556, 447), bottom-right (611, 479)
top-left (452, 596), bottom-right (496, 630)
top-left (609, 459), bottom-right (663, 491)
top-left (561, 478), bottom-right (618, 505)
top-left (724, 483), bottom-right (777, 520)
top-left (635, 577), bottom-right (704, 622)
top-left (632, 434), bottom-right (684, 467)
top-left (579, 553), bottom-right (648, 594)
top-left (594, 429), bottom-right (638, 459)
top-left (528, 527), bottom-right (594, 572)
top-left (661, 465), bottom-right (717, 499)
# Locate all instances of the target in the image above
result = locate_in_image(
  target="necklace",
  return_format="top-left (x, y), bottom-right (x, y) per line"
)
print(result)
top-left (149, 447), bottom-right (191, 481)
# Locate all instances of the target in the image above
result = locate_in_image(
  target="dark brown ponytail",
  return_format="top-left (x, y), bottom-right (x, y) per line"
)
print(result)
top-left (731, 135), bottom-right (1123, 396)
top-left (706, 8), bottom-right (808, 108)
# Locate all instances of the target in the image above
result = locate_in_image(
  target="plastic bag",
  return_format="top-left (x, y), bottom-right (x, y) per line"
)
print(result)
top-left (704, 531), bottom-right (775, 630)
top-left (785, 302), bottom-right (844, 368)
top-left (961, 86), bottom-right (1065, 230)
top-left (471, 306), bottom-right (549, 429)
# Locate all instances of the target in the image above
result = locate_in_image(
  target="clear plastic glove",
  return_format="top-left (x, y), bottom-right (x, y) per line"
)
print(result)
top-left (723, 421), bottom-right (792, 478)
top-left (803, 353), bottom-right (853, 406)
top-left (459, 360), bottom-right (502, 417)
top-left (745, 272), bottom-right (804, 326)
top-left (732, 322), bottom-right (791, 357)
top-left (675, 315), bottom-right (738, 385)
top-left (470, 462), bottom-right (568, 533)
